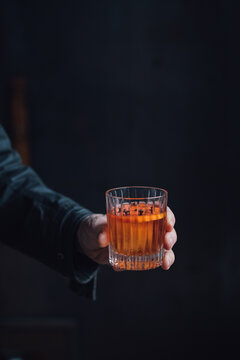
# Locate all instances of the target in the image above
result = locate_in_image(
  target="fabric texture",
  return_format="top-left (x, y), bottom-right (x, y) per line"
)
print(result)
top-left (0, 124), bottom-right (99, 300)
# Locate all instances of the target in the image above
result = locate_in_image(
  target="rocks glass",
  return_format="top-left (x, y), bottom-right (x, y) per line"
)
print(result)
top-left (106, 186), bottom-right (167, 271)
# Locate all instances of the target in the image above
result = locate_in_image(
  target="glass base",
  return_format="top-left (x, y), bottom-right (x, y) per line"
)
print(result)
top-left (109, 245), bottom-right (164, 271)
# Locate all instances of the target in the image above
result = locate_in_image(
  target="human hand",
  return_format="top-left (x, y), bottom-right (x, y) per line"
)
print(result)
top-left (76, 207), bottom-right (177, 269)
top-left (76, 214), bottom-right (109, 264)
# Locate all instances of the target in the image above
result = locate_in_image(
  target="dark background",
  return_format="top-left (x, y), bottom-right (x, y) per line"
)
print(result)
top-left (0, 1), bottom-right (238, 359)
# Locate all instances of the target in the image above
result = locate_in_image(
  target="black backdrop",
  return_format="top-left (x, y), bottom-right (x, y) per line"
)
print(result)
top-left (0, 1), bottom-right (238, 359)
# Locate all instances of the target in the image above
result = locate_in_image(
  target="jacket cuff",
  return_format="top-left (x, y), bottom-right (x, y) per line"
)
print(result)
top-left (54, 201), bottom-right (99, 300)
top-left (71, 247), bottom-right (100, 301)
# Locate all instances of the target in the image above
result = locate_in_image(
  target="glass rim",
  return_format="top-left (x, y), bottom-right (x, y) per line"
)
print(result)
top-left (105, 186), bottom-right (168, 200)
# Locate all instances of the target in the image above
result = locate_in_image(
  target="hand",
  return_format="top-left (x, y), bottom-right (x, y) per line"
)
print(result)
top-left (76, 207), bottom-right (177, 269)
top-left (76, 214), bottom-right (109, 264)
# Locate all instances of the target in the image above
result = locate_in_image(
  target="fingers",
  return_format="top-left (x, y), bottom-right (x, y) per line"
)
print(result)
top-left (163, 207), bottom-right (177, 269)
top-left (164, 227), bottom-right (177, 250)
top-left (166, 206), bottom-right (176, 232)
top-left (162, 249), bottom-right (175, 270)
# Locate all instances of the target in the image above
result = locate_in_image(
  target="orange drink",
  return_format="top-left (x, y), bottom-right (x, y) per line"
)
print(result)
top-left (106, 187), bottom-right (167, 270)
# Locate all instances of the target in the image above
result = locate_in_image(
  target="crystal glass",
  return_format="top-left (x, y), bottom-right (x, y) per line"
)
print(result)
top-left (106, 186), bottom-right (168, 271)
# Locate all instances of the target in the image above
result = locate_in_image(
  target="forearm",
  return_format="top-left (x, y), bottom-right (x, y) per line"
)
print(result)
top-left (0, 125), bottom-right (99, 298)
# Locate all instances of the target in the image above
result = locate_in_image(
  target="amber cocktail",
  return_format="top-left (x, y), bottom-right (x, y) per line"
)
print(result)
top-left (106, 186), bottom-right (167, 270)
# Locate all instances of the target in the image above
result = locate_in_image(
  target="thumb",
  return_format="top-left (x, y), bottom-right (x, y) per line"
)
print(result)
top-left (97, 231), bottom-right (109, 248)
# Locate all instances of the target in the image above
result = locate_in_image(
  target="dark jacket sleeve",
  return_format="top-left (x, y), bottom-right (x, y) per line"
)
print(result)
top-left (0, 124), bottom-right (99, 300)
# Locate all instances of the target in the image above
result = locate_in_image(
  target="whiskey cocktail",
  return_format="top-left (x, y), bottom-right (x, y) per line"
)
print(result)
top-left (106, 186), bottom-right (167, 270)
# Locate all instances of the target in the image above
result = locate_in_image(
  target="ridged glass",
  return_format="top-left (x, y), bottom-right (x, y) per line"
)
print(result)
top-left (106, 186), bottom-right (168, 271)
